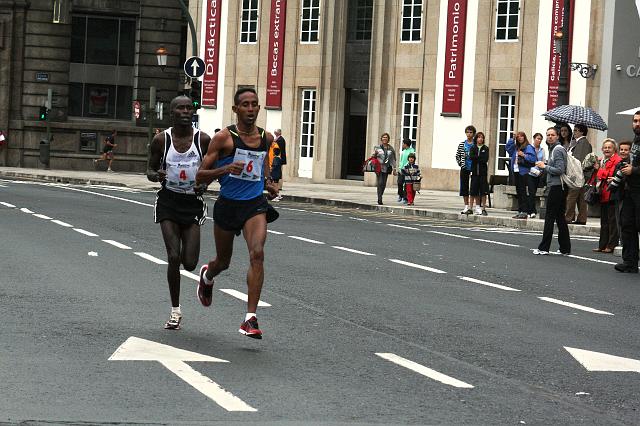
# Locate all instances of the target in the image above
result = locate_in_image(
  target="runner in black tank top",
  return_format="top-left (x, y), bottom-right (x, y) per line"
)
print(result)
top-left (147, 95), bottom-right (211, 330)
top-left (195, 88), bottom-right (279, 339)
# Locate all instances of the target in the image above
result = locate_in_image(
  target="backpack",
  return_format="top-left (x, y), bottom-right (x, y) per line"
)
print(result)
top-left (561, 152), bottom-right (585, 189)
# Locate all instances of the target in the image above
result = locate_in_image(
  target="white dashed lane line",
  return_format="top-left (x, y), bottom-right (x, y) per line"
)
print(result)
top-left (538, 297), bottom-right (614, 316)
top-left (563, 253), bottom-right (617, 265)
top-left (331, 246), bottom-right (376, 256)
top-left (472, 238), bottom-right (520, 247)
top-left (0, 202), bottom-right (16, 208)
top-left (429, 231), bottom-right (471, 239)
top-left (102, 240), bottom-right (132, 250)
top-left (457, 276), bottom-right (521, 292)
top-left (288, 235), bottom-right (325, 244)
top-left (74, 228), bottom-right (98, 237)
top-left (20, 207), bottom-right (34, 213)
top-left (51, 219), bottom-right (74, 227)
top-left (388, 259), bottom-right (447, 274)
top-left (134, 252), bottom-right (167, 265)
top-left (387, 223), bottom-right (420, 230)
top-left (376, 353), bottom-right (474, 389)
top-left (32, 213), bottom-right (52, 220)
top-left (179, 270), bottom-right (271, 307)
top-left (267, 230), bottom-right (285, 235)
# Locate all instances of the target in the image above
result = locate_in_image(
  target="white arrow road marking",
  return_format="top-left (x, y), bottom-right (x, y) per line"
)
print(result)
top-left (458, 276), bottom-right (521, 292)
top-left (109, 337), bottom-right (256, 412)
top-left (538, 297), bottom-right (614, 315)
top-left (51, 219), bottom-right (74, 227)
top-left (288, 235), bottom-right (325, 244)
top-left (388, 259), bottom-right (446, 274)
top-left (74, 228), bottom-right (98, 237)
top-left (565, 347), bottom-right (640, 372)
top-left (376, 353), bottom-right (474, 388)
top-left (134, 252), bottom-right (168, 265)
top-left (179, 271), bottom-right (271, 307)
top-left (0, 202), bottom-right (16, 207)
top-left (102, 239), bottom-right (131, 249)
top-left (332, 246), bottom-right (375, 256)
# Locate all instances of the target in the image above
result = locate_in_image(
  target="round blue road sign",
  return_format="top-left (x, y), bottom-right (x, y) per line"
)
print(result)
top-left (184, 56), bottom-right (205, 78)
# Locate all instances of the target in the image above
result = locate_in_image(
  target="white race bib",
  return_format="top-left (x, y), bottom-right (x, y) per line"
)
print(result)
top-left (229, 148), bottom-right (266, 181)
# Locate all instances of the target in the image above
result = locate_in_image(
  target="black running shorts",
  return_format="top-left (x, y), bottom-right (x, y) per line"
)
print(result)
top-left (213, 195), bottom-right (279, 236)
top-left (154, 188), bottom-right (207, 225)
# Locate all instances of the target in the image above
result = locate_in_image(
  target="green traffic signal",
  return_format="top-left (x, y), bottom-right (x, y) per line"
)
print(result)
top-left (39, 106), bottom-right (48, 121)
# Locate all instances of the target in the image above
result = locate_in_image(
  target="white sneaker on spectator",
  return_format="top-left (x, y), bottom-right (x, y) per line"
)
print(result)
top-left (473, 206), bottom-right (482, 215)
top-left (532, 249), bottom-right (549, 255)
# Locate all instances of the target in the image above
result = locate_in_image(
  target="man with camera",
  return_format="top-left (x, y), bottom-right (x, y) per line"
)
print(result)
top-left (615, 111), bottom-right (640, 273)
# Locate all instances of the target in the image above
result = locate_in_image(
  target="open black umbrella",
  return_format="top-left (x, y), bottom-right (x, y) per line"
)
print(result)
top-left (542, 105), bottom-right (608, 131)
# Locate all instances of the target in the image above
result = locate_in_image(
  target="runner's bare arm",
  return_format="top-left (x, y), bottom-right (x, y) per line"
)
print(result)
top-left (264, 132), bottom-right (279, 199)
top-left (196, 129), bottom-right (244, 185)
top-left (146, 133), bottom-right (166, 182)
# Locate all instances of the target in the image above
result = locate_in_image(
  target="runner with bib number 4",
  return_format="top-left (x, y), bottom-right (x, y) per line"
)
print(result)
top-left (195, 88), bottom-right (279, 339)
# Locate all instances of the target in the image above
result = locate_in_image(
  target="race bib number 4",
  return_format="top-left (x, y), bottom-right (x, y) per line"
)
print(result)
top-left (229, 148), bottom-right (265, 181)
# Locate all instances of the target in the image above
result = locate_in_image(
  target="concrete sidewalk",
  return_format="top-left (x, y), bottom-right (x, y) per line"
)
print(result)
top-left (0, 166), bottom-right (600, 236)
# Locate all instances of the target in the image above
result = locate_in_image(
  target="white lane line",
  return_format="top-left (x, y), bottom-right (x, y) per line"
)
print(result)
top-left (564, 254), bottom-right (616, 265)
top-left (134, 252), bottom-right (168, 265)
top-left (376, 353), bottom-right (474, 389)
top-left (538, 297), bottom-right (614, 316)
top-left (288, 235), bottom-right (325, 244)
top-left (389, 259), bottom-right (446, 274)
top-left (472, 238), bottom-right (520, 247)
top-left (0, 202), bottom-right (16, 208)
top-left (53, 186), bottom-right (154, 207)
top-left (179, 271), bottom-right (271, 307)
top-left (267, 230), bottom-right (285, 235)
top-left (103, 239), bottom-right (132, 250)
top-left (311, 211), bottom-right (342, 217)
top-left (387, 224), bottom-right (420, 230)
top-left (430, 231), bottom-right (470, 239)
top-left (458, 276), bottom-right (521, 292)
top-left (74, 228), bottom-right (98, 237)
top-left (280, 207), bottom-right (306, 212)
top-left (219, 289), bottom-right (272, 307)
top-left (32, 214), bottom-right (52, 219)
top-left (332, 246), bottom-right (376, 256)
top-left (51, 219), bottom-right (73, 227)
top-left (20, 207), bottom-right (34, 213)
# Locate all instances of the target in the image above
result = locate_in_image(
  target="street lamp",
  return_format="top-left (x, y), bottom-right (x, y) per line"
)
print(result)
top-left (156, 46), bottom-right (168, 70)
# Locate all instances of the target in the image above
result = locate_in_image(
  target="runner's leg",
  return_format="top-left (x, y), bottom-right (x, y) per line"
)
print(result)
top-left (180, 223), bottom-right (201, 271)
top-left (242, 213), bottom-right (267, 314)
top-left (205, 224), bottom-right (235, 280)
top-left (160, 220), bottom-right (182, 307)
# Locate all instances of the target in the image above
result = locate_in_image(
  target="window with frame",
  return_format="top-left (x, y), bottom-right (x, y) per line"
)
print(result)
top-left (69, 15), bottom-right (136, 119)
top-left (300, 0), bottom-right (320, 43)
top-left (496, 92), bottom-right (516, 174)
top-left (401, 0), bottom-right (422, 42)
top-left (299, 89), bottom-right (317, 158)
top-left (240, 0), bottom-right (259, 43)
top-left (495, 0), bottom-right (520, 41)
top-left (400, 91), bottom-right (419, 148)
top-left (347, 0), bottom-right (373, 41)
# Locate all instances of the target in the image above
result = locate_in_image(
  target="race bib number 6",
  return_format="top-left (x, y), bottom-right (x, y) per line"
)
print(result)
top-left (230, 148), bottom-right (265, 181)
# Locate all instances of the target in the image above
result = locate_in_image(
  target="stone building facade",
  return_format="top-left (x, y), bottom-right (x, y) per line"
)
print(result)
top-left (191, 0), bottom-right (608, 190)
top-left (0, 0), bottom-right (189, 171)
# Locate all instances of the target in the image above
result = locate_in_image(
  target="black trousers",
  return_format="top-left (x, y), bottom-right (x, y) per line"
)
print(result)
top-left (527, 175), bottom-right (540, 214)
top-left (376, 172), bottom-right (389, 203)
top-left (514, 173), bottom-right (530, 214)
top-left (599, 201), bottom-right (619, 250)
top-left (397, 173), bottom-right (405, 199)
top-left (620, 191), bottom-right (640, 265)
top-left (538, 185), bottom-right (571, 253)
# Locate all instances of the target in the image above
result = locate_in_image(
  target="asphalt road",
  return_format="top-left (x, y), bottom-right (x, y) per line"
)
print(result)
top-left (1, 178), bottom-right (639, 425)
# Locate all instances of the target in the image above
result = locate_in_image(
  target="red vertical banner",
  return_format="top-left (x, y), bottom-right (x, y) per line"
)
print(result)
top-left (547, 0), bottom-right (575, 110)
top-left (441, 0), bottom-right (468, 117)
top-left (202, 0), bottom-right (222, 108)
top-left (265, 0), bottom-right (287, 109)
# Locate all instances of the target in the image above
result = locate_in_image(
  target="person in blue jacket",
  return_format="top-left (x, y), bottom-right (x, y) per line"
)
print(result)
top-left (506, 131), bottom-right (537, 219)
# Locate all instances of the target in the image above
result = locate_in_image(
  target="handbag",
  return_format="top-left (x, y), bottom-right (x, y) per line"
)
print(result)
top-left (362, 157), bottom-right (380, 173)
top-left (412, 181), bottom-right (421, 192)
top-left (583, 175), bottom-right (599, 206)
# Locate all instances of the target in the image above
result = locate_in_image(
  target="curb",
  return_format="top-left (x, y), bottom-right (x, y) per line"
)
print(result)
top-left (1, 170), bottom-right (601, 237)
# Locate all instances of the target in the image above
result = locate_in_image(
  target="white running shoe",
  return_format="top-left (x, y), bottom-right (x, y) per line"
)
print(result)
top-left (164, 311), bottom-right (182, 330)
top-left (529, 213), bottom-right (537, 218)
top-left (532, 249), bottom-right (549, 255)
top-left (473, 206), bottom-right (483, 215)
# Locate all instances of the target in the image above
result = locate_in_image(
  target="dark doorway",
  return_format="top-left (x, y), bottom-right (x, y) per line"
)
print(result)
top-left (342, 89), bottom-right (368, 179)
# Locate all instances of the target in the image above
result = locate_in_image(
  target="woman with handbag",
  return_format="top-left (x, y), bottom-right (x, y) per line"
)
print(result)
top-left (592, 138), bottom-right (621, 253)
top-left (506, 131), bottom-right (537, 219)
top-left (371, 133), bottom-right (397, 205)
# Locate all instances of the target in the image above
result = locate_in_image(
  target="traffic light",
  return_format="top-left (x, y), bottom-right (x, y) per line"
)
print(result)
top-left (190, 80), bottom-right (201, 110)
top-left (39, 106), bottom-right (48, 121)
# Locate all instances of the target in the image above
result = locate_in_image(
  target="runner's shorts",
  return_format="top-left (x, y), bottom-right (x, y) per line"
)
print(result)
top-left (154, 187), bottom-right (207, 225)
top-left (213, 195), bottom-right (279, 236)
